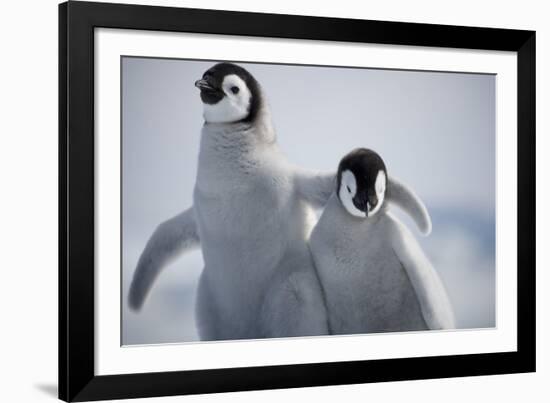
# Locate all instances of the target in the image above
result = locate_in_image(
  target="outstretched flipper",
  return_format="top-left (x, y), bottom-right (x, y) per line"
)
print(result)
top-left (386, 175), bottom-right (432, 236)
top-left (294, 168), bottom-right (336, 209)
top-left (389, 213), bottom-right (455, 329)
top-left (295, 169), bottom-right (432, 235)
top-left (128, 207), bottom-right (200, 311)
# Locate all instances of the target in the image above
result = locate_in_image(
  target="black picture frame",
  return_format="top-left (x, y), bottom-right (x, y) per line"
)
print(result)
top-left (59, 1), bottom-right (536, 401)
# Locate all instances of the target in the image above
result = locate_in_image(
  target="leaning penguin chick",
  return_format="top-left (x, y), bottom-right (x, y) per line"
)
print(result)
top-left (310, 148), bottom-right (455, 334)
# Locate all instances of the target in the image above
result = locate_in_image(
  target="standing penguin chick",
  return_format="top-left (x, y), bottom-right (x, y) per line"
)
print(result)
top-left (129, 62), bottom-right (331, 340)
top-left (310, 148), bottom-right (455, 334)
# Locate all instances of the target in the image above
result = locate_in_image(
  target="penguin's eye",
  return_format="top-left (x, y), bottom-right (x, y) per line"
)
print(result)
top-left (230, 86), bottom-right (240, 94)
top-left (346, 186), bottom-right (351, 193)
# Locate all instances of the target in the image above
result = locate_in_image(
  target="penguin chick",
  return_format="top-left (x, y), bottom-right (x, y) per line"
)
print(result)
top-left (130, 62), bottom-right (329, 340)
top-left (310, 148), bottom-right (455, 334)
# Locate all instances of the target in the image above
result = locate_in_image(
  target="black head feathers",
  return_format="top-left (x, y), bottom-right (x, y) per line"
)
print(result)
top-left (195, 62), bottom-right (262, 123)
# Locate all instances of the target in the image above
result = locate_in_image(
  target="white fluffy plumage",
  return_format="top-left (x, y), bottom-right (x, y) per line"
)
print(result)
top-left (310, 194), bottom-right (455, 334)
top-left (128, 63), bottom-right (435, 340)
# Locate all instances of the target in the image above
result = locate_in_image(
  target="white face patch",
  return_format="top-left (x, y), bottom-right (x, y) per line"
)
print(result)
top-left (202, 74), bottom-right (252, 123)
top-left (368, 170), bottom-right (386, 216)
top-left (338, 170), bottom-right (366, 218)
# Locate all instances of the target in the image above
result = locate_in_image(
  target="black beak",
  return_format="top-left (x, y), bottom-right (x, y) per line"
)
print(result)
top-left (195, 78), bottom-right (214, 91)
top-left (353, 194), bottom-right (369, 215)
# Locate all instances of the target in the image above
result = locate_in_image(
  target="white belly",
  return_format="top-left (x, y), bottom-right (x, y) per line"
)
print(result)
top-left (193, 163), bottom-right (317, 337)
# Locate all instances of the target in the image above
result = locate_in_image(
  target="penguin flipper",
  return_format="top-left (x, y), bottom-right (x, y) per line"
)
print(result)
top-left (128, 207), bottom-right (200, 311)
top-left (294, 169), bottom-right (336, 208)
top-left (389, 216), bottom-right (455, 330)
top-left (386, 175), bottom-right (432, 236)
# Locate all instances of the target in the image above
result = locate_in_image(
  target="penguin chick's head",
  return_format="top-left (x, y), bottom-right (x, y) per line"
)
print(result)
top-left (337, 148), bottom-right (388, 218)
top-left (195, 62), bottom-right (262, 124)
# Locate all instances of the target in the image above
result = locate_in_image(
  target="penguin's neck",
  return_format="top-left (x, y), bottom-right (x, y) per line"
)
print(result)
top-left (200, 104), bottom-right (276, 154)
top-left (327, 193), bottom-right (388, 229)
top-left (196, 105), bottom-right (279, 193)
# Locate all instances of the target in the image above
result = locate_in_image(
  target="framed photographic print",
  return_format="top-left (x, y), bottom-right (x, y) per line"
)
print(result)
top-left (59, 1), bottom-right (535, 401)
